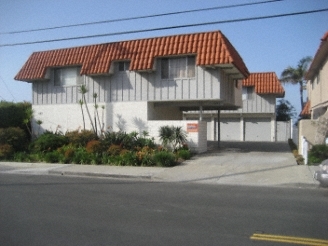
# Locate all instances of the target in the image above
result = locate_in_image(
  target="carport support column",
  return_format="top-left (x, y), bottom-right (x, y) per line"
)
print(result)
top-left (217, 110), bottom-right (221, 147)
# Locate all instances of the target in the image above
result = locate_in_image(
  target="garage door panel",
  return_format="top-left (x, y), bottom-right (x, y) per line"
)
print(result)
top-left (245, 118), bottom-right (271, 141)
top-left (220, 118), bottom-right (240, 141)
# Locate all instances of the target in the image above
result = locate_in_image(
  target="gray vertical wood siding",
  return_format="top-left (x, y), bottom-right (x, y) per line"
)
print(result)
top-left (32, 61), bottom-right (231, 105)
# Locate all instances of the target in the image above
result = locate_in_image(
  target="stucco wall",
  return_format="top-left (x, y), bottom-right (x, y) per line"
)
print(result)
top-left (32, 103), bottom-right (207, 153)
top-left (106, 101), bottom-right (148, 133)
top-left (308, 56), bottom-right (328, 115)
top-left (32, 103), bottom-right (106, 135)
top-left (298, 119), bottom-right (317, 153)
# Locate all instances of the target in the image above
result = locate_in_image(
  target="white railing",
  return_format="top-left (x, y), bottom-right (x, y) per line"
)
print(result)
top-left (301, 136), bottom-right (308, 165)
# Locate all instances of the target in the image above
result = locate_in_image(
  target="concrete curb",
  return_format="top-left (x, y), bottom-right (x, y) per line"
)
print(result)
top-left (48, 169), bottom-right (153, 180)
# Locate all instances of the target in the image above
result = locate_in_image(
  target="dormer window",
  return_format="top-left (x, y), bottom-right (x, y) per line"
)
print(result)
top-left (161, 56), bottom-right (195, 79)
top-left (242, 86), bottom-right (254, 100)
top-left (118, 61), bottom-right (130, 71)
top-left (54, 67), bottom-right (82, 86)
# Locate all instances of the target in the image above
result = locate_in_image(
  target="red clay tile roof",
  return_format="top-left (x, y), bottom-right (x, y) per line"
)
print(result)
top-left (15, 30), bottom-right (249, 81)
top-left (306, 31), bottom-right (328, 80)
top-left (300, 100), bottom-right (311, 116)
top-left (242, 72), bottom-right (285, 97)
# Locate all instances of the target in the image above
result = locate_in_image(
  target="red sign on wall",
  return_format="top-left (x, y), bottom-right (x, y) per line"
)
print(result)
top-left (187, 123), bottom-right (198, 132)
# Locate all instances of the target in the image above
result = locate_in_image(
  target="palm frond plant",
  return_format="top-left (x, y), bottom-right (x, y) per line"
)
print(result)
top-left (280, 56), bottom-right (312, 109)
top-left (172, 126), bottom-right (187, 151)
top-left (159, 125), bottom-right (175, 150)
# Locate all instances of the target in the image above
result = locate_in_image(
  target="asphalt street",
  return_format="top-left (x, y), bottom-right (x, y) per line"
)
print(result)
top-left (1, 174), bottom-right (328, 246)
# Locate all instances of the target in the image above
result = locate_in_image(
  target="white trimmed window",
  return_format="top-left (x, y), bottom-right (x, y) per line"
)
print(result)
top-left (54, 67), bottom-right (82, 86)
top-left (161, 56), bottom-right (195, 79)
top-left (242, 86), bottom-right (254, 100)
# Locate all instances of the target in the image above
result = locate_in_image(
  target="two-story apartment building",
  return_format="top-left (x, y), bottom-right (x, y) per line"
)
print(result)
top-left (183, 72), bottom-right (285, 142)
top-left (299, 31), bottom-right (328, 152)
top-left (15, 30), bottom-right (249, 152)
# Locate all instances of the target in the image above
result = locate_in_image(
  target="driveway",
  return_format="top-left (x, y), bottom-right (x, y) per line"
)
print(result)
top-left (153, 141), bottom-right (318, 187)
top-left (210, 141), bottom-right (292, 153)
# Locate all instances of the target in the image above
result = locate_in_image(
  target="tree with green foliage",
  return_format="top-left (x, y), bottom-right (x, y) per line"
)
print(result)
top-left (276, 99), bottom-right (297, 121)
top-left (280, 56), bottom-right (312, 109)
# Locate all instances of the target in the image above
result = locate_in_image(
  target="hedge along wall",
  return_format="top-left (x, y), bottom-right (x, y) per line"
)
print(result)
top-left (0, 101), bottom-right (32, 132)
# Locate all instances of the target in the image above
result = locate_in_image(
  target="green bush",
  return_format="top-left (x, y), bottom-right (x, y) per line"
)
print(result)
top-left (13, 152), bottom-right (30, 162)
top-left (31, 131), bottom-right (68, 152)
top-left (102, 131), bottom-right (128, 147)
top-left (44, 151), bottom-right (61, 163)
top-left (0, 144), bottom-right (14, 159)
top-left (65, 130), bottom-right (97, 147)
top-left (0, 101), bottom-right (31, 129)
top-left (308, 144), bottom-right (328, 165)
top-left (288, 138), bottom-right (298, 152)
top-left (71, 147), bottom-right (93, 164)
top-left (86, 140), bottom-right (103, 154)
top-left (57, 145), bottom-right (76, 163)
top-left (153, 151), bottom-right (176, 167)
top-left (176, 149), bottom-right (191, 160)
top-left (0, 127), bottom-right (29, 151)
top-left (119, 151), bottom-right (138, 166)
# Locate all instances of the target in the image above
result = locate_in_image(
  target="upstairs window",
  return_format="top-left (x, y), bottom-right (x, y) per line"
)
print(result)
top-left (161, 56), bottom-right (195, 79)
top-left (54, 67), bottom-right (82, 86)
top-left (242, 86), bottom-right (254, 100)
top-left (118, 61), bottom-right (130, 71)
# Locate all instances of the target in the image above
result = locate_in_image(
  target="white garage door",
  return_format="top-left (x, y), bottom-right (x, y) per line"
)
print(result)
top-left (245, 118), bottom-right (271, 141)
top-left (220, 118), bottom-right (240, 141)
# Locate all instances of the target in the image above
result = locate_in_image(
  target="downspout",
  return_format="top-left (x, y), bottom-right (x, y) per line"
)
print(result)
top-left (217, 110), bottom-right (221, 147)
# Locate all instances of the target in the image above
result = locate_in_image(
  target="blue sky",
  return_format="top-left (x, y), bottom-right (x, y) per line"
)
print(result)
top-left (0, 0), bottom-right (327, 116)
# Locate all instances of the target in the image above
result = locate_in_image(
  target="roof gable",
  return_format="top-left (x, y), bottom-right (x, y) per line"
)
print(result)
top-left (300, 100), bottom-right (311, 116)
top-left (242, 72), bottom-right (285, 97)
top-left (15, 30), bottom-right (249, 81)
top-left (306, 31), bottom-right (328, 80)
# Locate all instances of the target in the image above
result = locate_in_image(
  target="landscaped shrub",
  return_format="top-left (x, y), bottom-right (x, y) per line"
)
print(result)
top-left (65, 130), bottom-right (97, 147)
top-left (13, 152), bottom-right (30, 162)
top-left (288, 138), bottom-right (298, 152)
top-left (0, 144), bottom-right (14, 159)
top-left (136, 146), bottom-right (155, 166)
top-left (107, 144), bottom-right (123, 156)
top-left (159, 125), bottom-right (187, 151)
top-left (153, 151), bottom-right (176, 167)
top-left (86, 140), bottom-right (103, 154)
top-left (43, 151), bottom-right (61, 163)
top-left (0, 127), bottom-right (29, 151)
top-left (57, 145), bottom-right (76, 163)
top-left (308, 144), bottom-right (328, 165)
top-left (0, 101), bottom-right (31, 130)
top-left (176, 149), bottom-right (191, 160)
top-left (31, 131), bottom-right (68, 152)
top-left (71, 147), bottom-right (92, 164)
top-left (118, 151), bottom-right (138, 166)
top-left (102, 131), bottom-right (128, 147)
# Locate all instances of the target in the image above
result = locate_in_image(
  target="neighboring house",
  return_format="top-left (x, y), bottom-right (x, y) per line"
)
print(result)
top-left (183, 72), bottom-right (286, 142)
top-left (15, 30), bottom-right (249, 152)
top-left (299, 31), bottom-right (328, 153)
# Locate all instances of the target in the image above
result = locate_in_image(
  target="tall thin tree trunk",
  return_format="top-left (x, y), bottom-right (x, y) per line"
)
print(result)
top-left (83, 94), bottom-right (96, 133)
top-left (299, 81), bottom-right (304, 109)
